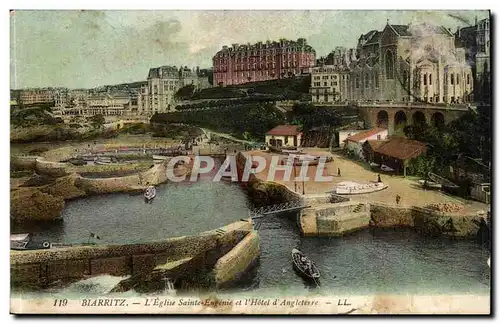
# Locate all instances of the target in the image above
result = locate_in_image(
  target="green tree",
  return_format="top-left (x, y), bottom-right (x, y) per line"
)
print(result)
top-left (174, 84), bottom-right (196, 100)
top-left (87, 114), bottom-right (105, 130)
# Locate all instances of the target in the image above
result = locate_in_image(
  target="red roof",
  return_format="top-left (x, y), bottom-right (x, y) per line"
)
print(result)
top-left (266, 125), bottom-right (300, 136)
top-left (366, 140), bottom-right (385, 151)
top-left (346, 128), bottom-right (386, 143)
top-left (374, 137), bottom-right (427, 161)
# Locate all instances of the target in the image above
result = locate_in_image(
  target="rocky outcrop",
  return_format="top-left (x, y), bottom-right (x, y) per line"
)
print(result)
top-left (370, 203), bottom-right (487, 238)
top-left (11, 156), bottom-right (38, 171)
top-left (39, 174), bottom-right (87, 200)
top-left (10, 188), bottom-right (65, 222)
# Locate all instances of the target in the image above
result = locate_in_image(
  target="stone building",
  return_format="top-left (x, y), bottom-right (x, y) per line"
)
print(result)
top-left (348, 21), bottom-right (474, 104)
top-left (18, 88), bottom-right (57, 105)
top-left (311, 46), bottom-right (355, 103)
top-left (137, 65), bottom-right (209, 116)
top-left (60, 91), bottom-right (133, 117)
top-left (310, 65), bottom-right (350, 103)
top-left (455, 17), bottom-right (491, 103)
top-left (212, 38), bottom-right (316, 86)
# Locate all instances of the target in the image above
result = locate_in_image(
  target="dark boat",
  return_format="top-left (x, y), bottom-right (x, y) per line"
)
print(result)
top-left (292, 248), bottom-right (320, 284)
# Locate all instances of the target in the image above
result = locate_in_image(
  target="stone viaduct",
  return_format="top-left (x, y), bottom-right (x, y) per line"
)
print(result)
top-left (356, 102), bottom-right (473, 135)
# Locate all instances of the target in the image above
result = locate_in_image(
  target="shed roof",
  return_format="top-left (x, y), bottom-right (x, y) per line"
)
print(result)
top-left (266, 125), bottom-right (301, 136)
top-left (374, 137), bottom-right (427, 161)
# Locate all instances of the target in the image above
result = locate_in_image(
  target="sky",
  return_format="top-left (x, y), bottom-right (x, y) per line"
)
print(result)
top-left (10, 10), bottom-right (489, 89)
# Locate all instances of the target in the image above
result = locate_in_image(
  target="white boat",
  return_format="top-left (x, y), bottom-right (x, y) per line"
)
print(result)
top-left (488, 257), bottom-right (490, 268)
top-left (380, 164), bottom-right (395, 172)
top-left (10, 233), bottom-right (31, 250)
top-left (10, 233), bottom-right (51, 250)
top-left (144, 186), bottom-right (156, 202)
top-left (335, 181), bottom-right (388, 195)
top-left (153, 154), bottom-right (170, 161)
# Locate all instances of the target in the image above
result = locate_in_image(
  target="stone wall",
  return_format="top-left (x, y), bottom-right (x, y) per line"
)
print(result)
top-left (11, 156), bottom-right (38, 170)
top-left (11, 220), bottom-right (258, 289)
top-left (35, 158), bottom-right (70, 177)
top-left (301, 201), bottom-right (371, 236)
top-left (300, 200), bottom-right (486, 239)
top-left (212, 231), bottom-right (260, 287)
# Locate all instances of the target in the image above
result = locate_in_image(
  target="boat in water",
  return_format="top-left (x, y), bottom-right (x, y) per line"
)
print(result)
top-left (291, 248), bottom-right (320, 285)
top-left (144, 186), bottom-right (157, 203)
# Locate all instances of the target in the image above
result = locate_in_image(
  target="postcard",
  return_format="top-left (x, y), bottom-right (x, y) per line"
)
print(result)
top-left (10, 9), bottom-right (491, 315)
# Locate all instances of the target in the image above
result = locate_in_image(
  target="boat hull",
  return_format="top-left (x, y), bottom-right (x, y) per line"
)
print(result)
top-left (291, 249), bottom-right (320, 284)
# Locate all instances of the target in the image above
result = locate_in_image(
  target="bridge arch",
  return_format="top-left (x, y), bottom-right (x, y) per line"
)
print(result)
top-left (376, 110), bottom-right (389, 128)
top-left (394, 110), bottom-right (407, 134)
top-left (431, 112), bottom-right (445, 128)
top-left (412, 111), bottom-right (427, 127)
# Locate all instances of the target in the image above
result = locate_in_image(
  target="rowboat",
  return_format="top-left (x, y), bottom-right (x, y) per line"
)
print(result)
top-left (144, 186), bottom-right (156, 203)
top-left (10, 233), bottom-right (51, 250)
top-left (291, 248), bottom-right (320, 284)
top-left (418, 180), bottom-right (442, 189)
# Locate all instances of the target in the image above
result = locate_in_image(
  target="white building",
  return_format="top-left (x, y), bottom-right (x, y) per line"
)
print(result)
top-left (310, 65), bottom-right (350, 103)
top-left (265, 125), bottom-right (302, 148)
top-left (138, 65), bottom-right (211, 116)
top-left (344, 128), bottom-right (388, 159)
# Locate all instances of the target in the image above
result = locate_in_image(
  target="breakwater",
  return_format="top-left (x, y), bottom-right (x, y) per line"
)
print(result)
top-left (11, 219), bottom-right (259, 291)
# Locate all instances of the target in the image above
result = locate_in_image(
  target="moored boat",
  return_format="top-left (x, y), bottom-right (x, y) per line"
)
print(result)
top-left (291, 248), bottom-right (320, 284)
top-left (10, 233), bottom-right (51, 251)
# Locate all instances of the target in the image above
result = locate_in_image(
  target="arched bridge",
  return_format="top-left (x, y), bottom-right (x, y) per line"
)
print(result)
top-left (357, 102), bottom-right (473, 135)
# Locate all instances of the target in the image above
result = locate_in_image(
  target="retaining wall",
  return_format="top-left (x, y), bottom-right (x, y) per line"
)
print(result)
top-left (301, 201), bottom-right (371, 236)
top-left (213, 231), bottom-right (260, 287)
top-left (11, 219), bottom-right (258, 289)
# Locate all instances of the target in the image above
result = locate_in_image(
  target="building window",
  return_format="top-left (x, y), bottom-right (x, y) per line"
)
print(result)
top-left (375, 74), bottom-right (380, 88)
top-left (467, 74), bottom-right (470, 85)
top-left (429, 73), bottom-right (432, 85)
top-left (333, 81), bottom-right (338, 86)
top-left (423, 74), bottom-right (427, 86)
top-left (385, 50), bottom-right (394, 79)
top-left (456, 74), bottom-right (460, 84)
top-left (445, 74), bottom-right (448, 85)
top-left (324, 82), bottom-right (328, 86)
top-left (451, 74), bottom-right (454, 85)
top-left (355, 75), bottom-right (360, 89)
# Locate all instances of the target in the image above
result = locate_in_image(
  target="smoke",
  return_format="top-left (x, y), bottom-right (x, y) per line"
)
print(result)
top-left (407, 21), bottom-right (471, 69)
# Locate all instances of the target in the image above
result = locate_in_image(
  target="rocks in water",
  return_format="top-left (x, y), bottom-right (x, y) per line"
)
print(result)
top-left (10, 188), bottom-right (65, 221)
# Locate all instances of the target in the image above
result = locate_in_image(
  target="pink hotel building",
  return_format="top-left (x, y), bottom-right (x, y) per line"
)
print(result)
top-left (212, 38), bottom-right (316, 86)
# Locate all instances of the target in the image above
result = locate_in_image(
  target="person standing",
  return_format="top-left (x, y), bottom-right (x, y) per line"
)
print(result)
top-left (377, 174), bottom-right (382, 183)
top-left (338, 168), bottom-right (341, 177)
top-left (396, 194), bottom-right (401, 205)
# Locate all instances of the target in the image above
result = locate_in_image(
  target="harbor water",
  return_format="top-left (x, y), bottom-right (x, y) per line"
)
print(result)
top-left (11, 180), bottom-right (490, 298)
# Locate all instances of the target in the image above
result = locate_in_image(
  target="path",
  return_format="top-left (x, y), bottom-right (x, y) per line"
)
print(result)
top-left (201, 128), bottom-right (255, 145)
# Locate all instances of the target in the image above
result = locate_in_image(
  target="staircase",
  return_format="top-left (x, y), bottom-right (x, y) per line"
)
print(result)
top-left (352, 203), bottom-right (364, 213)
